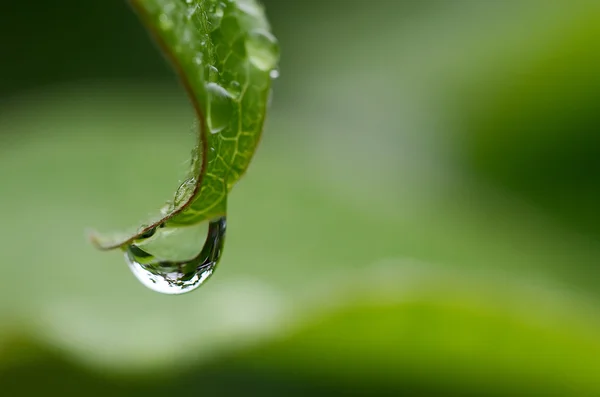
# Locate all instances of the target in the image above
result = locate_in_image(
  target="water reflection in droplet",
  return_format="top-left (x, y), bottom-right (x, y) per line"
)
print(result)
top-left (208, 2), bottom-right (225, 29)
top-left (206, 82), bottom-right (234, 134)
top-left (245, 29), bottom-right (279, 72)
top-left (158, 14), bottom-right (174, 30)
top-left (125, 217), bottom-right (226, 295)
top-left (228, 80), bottom-right (242, 97)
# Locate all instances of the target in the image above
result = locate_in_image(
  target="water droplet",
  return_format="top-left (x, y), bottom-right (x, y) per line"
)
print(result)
top-left (186, 5), bottom-right (197, 20)
top-left (207, 64), bottom-right (219, 82)
top-left (182, 28), bottom-right (193, 44)
top-left (269, 69), bottom-right (280, 79)
top-left (158, 14), bottom-right (174, 31)
top-left (206, 82), bottom-right (234, 134)
top-left (193, 53), bottom-right (203, 66)
top-left (245, 29), bottom-right (279, 72)
top-left (228, 81), bottom-right (242, 97)
top-left (208, 2), bottom-right (225, 29)
top-left (173, 177), bottom-right (196, 206)
top-left (125, 217), bottom-right (227, 295)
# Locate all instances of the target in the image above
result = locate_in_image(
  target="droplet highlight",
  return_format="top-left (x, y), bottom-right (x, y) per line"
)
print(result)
top-left (158, 14), bottom-right (174, 31)
top-left (228, 81), bottom-right (242, 97)
top-left (245, 29), bottom-right (279, 72)
top-left (206, 82), bottom-right (234, 134)
top-left (208, 2), bottom-right (225, 29)
top-left (125, 217), bottom-right (226, 295)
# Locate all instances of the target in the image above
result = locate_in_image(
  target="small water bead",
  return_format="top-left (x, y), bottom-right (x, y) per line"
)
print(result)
top-left (228, 81), bottom-right (242, 97)
top-left (173, 177), bottom-right (196, 206)
top-left (181, 28), bottom-right (193, 45)
top-left (158, 14), bottom-right (174, 31)
top-left (125, 217), bottom-right (227, 295)
top-left (193, 54), bottom-right (204, 71)
top-left (208, 2), bottom-right (225, 29)
top-left (206, 82), bottom-right (234, 134)
top-left (245, 29), bottom-right (279, 72)
top-left (207, 64), bottom-right (219, 82)
top-left (189, 146), bottom-right (202, 170)
top-left (186, 6), bottom-right (197, 20)
top-left (269, 69), bottom-right (280, 79)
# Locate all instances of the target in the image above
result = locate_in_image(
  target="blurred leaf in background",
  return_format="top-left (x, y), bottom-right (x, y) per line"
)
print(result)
top-left (1, 1), bottom-right (600, 396)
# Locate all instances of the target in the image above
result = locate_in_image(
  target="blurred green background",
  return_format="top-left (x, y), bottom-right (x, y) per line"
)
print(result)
top-left (2, 1), bottom-right (600, 395)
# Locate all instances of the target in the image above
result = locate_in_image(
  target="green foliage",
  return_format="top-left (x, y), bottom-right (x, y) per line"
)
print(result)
top-left (91, 0), bottom-right (279, 249)
top-left (2, 1), bottom-right (600, 396)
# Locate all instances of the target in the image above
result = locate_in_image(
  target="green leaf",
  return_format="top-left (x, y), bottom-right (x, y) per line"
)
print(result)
top-left (3, 79), bottom-right (600, 396)
top-left (91, 0), bottom-right (279, 249)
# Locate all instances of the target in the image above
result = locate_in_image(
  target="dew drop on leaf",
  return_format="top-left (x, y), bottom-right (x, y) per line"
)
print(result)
top-left (228, 80), bottom-right (242, 97)
top-left (206, 64), bottom-right (219, 81)
top-left (92, 0), bottom-right (279, 295)
top-left (208, 2), bottom-right (225, 28)
top-left (158, 13), bottom-right (173, 30)
top-left (173, 177), bottom-right (197, 207)
top-left (246, 29), bottom-right (279, 72)
top-left (206, 82), bottom-right (234, 134)
top-left (125, 217), bottom-right (226, 295)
